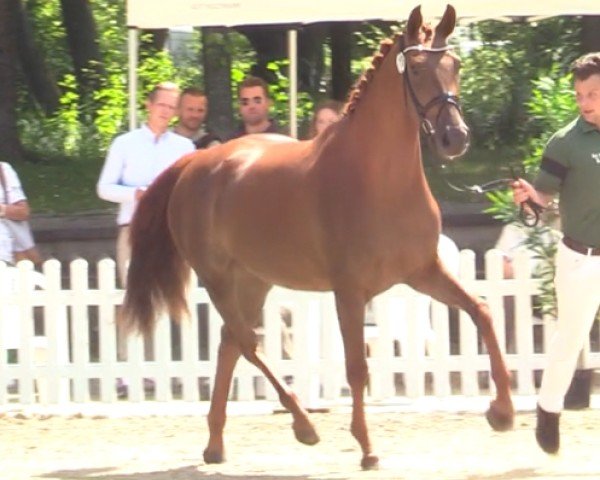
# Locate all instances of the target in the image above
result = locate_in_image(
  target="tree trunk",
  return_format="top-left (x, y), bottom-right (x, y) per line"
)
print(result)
top-left (202, 27), bottom-right (234, 138)
top-left (140, 29), bottom-right (169, 55)
top-left (330, 23), bottom-right (354, 102)
top-left (235, 25), bottom-right (287, 84)
top-left (0, 0), bottom-right (26, 162)
top-left (59, 0), bottom-right (104, 100)
top-left (298, 24), bottom-right (327, 98)
top-left (15, 0), bottom-right (60, 115)
top-left (236, 24), bottom-right (326, 96)
top-left (581, 16), bottom-right (600, 53)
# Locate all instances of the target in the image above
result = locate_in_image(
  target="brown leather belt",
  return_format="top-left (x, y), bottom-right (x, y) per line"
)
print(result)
top-left (563, 236), bottom-right (600, 256)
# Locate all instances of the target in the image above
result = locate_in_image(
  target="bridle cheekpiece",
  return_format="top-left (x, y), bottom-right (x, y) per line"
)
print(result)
top-left (396, 44), bottom-right (462, 137)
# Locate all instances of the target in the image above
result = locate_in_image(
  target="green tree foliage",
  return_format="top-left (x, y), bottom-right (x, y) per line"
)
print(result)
top-left (524, 72), bottom-right (578, 173)
top-left (19, 1), bottom-right (127, 158)
top-left (460, 17), bottom-right (581, 151)
top-left (8, 6), bottom-right (592, 214)
top-left (18, 2), bottom-right (203, 159)
top-left (266, 60), bottom-right (314, 136)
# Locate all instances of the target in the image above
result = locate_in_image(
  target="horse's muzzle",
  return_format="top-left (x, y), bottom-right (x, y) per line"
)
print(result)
top-left (438, 124), bottom-right (470, 160)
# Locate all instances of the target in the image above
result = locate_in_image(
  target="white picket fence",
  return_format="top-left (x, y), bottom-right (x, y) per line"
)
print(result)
top-left (1, 249), bottom-right (598, 409)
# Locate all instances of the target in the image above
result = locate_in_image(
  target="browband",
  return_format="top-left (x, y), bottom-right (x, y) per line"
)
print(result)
top-left (396, 44), bottom-right (454, 74)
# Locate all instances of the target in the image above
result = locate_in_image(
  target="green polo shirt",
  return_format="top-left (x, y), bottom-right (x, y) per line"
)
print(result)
top-left (534, 116), bottom-right (600, 248)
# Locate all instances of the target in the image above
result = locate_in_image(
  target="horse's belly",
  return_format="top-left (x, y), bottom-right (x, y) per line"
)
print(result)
top-left (230, 228), bottom-right (331, 290)
top-left (237, 247), bottom-right (332, 292)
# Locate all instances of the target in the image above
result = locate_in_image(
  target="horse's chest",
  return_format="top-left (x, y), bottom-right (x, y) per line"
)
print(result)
top-left (329, 217), bottom-right (439, 284)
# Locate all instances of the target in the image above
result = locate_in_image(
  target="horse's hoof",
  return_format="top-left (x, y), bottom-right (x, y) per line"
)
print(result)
top-left (361, 454), bottom-right (380, 470)
top-left (486, 402), bottom-right (514, 432)
top-left (203, 448), bottom-right (225, 464)
top-left (293, 420), bottom-right (320, 446)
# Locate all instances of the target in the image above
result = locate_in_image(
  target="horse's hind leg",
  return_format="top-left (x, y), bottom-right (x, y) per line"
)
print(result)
top-left (409, 261), bottom-right (514, 431)
top-left (230, 274), bottom-right (319, 447)
top-left (203, 325), bottom-right (241, 463)
top-left (203, 271), bottom-right (319, 463)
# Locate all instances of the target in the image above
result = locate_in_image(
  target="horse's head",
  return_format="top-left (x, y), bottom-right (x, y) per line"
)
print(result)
top-left (400, 5), bottom-right (470, 160)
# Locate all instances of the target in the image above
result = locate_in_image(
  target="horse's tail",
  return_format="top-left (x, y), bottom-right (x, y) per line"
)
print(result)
top-left (122, 155), bottom-right (194, 337)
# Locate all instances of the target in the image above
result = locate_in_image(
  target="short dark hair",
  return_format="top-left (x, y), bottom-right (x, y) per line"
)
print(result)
top-left (571, 52), bottom-right (600, 81)
top-left (147, 81), bottom-right (180, 102)
top-left (237, 76), bottom-right (270, 99)
top-left (181, 86), bottom-right (206, 98)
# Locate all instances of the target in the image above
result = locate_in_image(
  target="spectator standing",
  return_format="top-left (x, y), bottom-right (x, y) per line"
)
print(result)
top-left (495, 212), bottom-right (561, 280)
top-left (97, 82), bottom-right (194, 287)
top-left (0, 162), bottom-right (32, 265)
top-left (511, 52), bottom-right (600, 455)
top-left (308, 99), bottom-right (344, 138)
top-left (97, 82), bottom-right (193, 388)
top-left (0, 162), bottom-right (45, 375)
top-left (227, 76), bottom-right (281, 140)
top-left (173, 87), bottom-right (221, 149)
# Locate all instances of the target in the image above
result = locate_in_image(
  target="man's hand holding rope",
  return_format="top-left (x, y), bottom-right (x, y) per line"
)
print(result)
top-left (511, 178), bottom-right (551, 227)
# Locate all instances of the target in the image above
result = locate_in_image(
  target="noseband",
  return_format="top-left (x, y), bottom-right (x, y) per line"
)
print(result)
top-left (396, 44), bottom-right (462, 137)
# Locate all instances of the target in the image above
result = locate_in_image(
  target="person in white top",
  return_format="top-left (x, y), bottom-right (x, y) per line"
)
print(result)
top-left (0, 162), bottom-right (30, 265)
top-left (0, 163), bottom-right (47, 371)
top-left (97, 82), bottom-right (194, 287)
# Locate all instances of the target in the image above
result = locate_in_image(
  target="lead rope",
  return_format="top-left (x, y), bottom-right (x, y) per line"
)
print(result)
top-left (439, 165), bottom-right (545, 227)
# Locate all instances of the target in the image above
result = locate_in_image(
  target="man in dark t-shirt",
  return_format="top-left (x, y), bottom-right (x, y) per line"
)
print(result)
top-left (174, 87), bottom-right (221, 149)
top-left (227, 76), bottom-right (282, 140)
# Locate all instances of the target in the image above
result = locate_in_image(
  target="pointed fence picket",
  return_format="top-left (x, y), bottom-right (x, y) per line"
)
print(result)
top-left (0, 249), bottom-right (598, 409)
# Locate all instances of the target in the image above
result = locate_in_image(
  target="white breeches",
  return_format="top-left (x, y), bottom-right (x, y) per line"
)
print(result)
top-left (538, 240), bottom-right (600, 413)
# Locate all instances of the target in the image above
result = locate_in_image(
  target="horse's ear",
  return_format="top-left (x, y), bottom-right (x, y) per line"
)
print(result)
top-left (405, 5), bottom-right (423, 44)
top-left (434, 4), bottom-right (456, 41)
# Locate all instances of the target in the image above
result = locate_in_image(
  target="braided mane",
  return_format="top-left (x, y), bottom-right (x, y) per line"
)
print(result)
top-left (343, 24), bottom-right (434, 116)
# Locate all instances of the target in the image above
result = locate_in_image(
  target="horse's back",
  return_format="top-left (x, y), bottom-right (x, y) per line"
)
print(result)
top-left (168, 134), bottom-right (332, 289)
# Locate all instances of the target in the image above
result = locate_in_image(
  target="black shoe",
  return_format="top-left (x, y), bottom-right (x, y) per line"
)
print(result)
top-left (535, 404), bottom-right (560, 454)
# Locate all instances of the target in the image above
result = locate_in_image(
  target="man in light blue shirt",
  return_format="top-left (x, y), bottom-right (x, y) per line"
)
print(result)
top-left (97, 82), bottom-right (194, 286)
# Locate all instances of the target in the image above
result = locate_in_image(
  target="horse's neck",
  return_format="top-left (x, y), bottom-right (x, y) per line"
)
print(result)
top-left (336, 60), bottom-right (424, 190)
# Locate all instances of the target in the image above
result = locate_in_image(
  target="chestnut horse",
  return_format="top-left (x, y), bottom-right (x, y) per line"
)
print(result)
top-left (123, 5), bottom-right (514, 469)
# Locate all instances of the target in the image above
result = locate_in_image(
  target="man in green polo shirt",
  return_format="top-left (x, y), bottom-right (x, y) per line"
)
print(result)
top-left (512, 52), bottom-right (600, 455)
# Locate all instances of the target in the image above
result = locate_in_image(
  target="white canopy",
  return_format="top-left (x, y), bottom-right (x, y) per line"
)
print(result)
top-left (126, 1), bottom-right (600, 134)
top-left (127, 0), bottom-right (600, 28)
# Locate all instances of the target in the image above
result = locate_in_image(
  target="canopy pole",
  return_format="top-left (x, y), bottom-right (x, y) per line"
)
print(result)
top-left (287, 28), bottom-right (298, 139)
top-left (128, 27), bottom-right (139, 131)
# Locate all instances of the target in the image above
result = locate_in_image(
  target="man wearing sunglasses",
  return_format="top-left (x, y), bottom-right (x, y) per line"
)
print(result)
top-left (227, 76), bottom-right (281, 140)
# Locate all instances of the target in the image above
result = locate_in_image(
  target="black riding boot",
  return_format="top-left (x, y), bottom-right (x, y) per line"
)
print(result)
top-left (535, 404), bottom-right (560, 454)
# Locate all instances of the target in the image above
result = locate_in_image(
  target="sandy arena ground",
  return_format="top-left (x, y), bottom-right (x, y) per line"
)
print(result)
top-left (0, 403), bottom-right (598, 480)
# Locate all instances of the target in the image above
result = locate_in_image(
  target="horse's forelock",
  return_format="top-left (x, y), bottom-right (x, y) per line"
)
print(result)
top-left (420, 24), bottom-right (433, 45)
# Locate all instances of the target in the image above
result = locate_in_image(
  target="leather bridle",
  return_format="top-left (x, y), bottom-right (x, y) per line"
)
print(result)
top-left (396, 44), bottom-right (462, 137)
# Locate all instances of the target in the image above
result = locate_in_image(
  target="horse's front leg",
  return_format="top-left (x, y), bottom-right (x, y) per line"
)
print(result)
top-left (203, 326), bottom-right (241, 464)
top-left (410, 263), bottom-right (514, 431)
top-left (470, 298), bottom-right (515, 431)
top-left (335, 290), bottom-right (378, 470)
